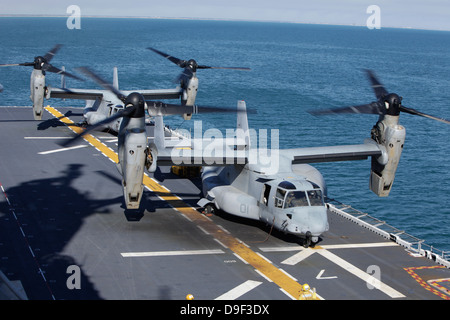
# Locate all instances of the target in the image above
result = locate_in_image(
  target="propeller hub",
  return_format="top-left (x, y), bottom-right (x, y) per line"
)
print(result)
top-left (124, 92), bottom-right (146, 118)
top-left (384, 93), bottom-right (402, 116)
top-left (186, 59), bottom-right (198, 72)
top-left (33, 56), bottom-right (46, 70)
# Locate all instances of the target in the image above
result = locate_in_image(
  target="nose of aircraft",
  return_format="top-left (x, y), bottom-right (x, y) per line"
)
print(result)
top-left (287, 206), bottom-right (329, 238)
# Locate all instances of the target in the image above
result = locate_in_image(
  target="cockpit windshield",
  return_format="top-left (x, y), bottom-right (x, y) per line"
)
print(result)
top-left (280, 189), bottom-right (324, 208)
top-left (307, 190), bottom-right (324, 206)
top-left (284, 191), bottom-right (308, 208)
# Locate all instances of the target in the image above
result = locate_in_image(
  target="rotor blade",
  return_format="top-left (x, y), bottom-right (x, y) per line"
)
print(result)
top-left (147, 47), bottom-right (185, 67)
top-left (173, 68), bottom-right (195, 84)
top-left (0, 62), bottom-right (34, 67)
top-left (76, 67), bottom-right (126, 101)
top-left (364, 69), bottom-right (389, 100)
top-left (400, 105), bottom-right (450, 124)
top-left (62, 107), bottom-right (133, 147)
top-left (43, 44), bottom-right (62, 62)
top-left (44, 64), bottom-right (83, 80)
top-left (197, 65), bottom-right (251, 71)
top-left (309, 102), bottom-right (384, 116)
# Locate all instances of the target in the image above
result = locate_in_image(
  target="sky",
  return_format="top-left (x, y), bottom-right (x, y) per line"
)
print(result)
top-left (1, 0), bottom-right (450, 31)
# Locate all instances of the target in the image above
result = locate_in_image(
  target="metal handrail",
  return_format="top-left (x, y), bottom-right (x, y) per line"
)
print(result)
top-left (326, 197), bottom-right (450, 268)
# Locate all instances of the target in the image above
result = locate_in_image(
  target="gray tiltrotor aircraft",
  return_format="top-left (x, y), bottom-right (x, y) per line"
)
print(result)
top-left (66, 67), bottom-right (449, 247)
top-left (194, 70), bottom-right (449, 246)
top-left (64, 66), bottom-right (245, 210)
top-left (0, 44), bottom-right (82, 120)
top-left (34, 47), bottom-right (447, 247)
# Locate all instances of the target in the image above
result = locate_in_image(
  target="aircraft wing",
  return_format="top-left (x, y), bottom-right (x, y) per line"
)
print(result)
top-left (154, 145), bottom-right (248, 167)
top-left (49, 87), bottom-right (182, 101)
top-left (151, 139), bottom-right (381, 167)
top-left (281, 141), bottom-right (383, 164)
top-left (48, 87), bottom-right (104, 100)
top-left (121, 88), bottom-right (183, 100)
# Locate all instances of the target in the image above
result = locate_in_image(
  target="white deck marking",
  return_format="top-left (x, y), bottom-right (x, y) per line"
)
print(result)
top-left (261, 242), bottom-right (397, 253)
top-left (274, 241), bottom-right (404, 298)
top-left (121, 249), bottom-right (224, 257)
top-left (281, 248), bottom-right (316, 265)
top-left (316, 269), bottom-right (337, 280)
top-left (38, 145), bottom-right (88, 154)
top-left (215, 280), bottom-right (262, 300)
top-left (321, 242), bottom-right (398, 250)
top-left (25, 137), bottom-right (73, 139)
top-left (318, 249), bottom-right (405, 298)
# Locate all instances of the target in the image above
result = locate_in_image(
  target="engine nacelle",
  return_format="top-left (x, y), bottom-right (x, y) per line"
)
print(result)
top-left (30, 70), bottom-right (45, 120)
top-left (122, 129), bottom-right (147, 209)
top-left (181, 76), bottom-right (198, 120)
top-left (369, 115), bottom-right (406, 197)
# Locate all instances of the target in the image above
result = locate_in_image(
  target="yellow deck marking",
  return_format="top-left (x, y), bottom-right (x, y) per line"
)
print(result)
top-left (46, 106), bottom-right (315, 300)
top-left (404, 266), bottom-right (450, 300)
top-left (45, 106), bottom-right (118, 163)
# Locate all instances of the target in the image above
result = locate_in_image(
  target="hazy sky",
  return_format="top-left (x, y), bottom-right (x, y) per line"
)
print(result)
top-left (1, 0), bottom-right (450, 30)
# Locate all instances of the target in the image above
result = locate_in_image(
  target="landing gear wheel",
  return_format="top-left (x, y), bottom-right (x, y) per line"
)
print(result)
top-left (204, 204), bottom-right (216, 215)
top-left (303, 231), bottom-right (312, 248)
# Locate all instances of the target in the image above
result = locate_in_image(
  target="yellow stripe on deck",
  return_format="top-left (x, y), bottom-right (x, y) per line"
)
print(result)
top-left (45, 106), bottom-right (314, 300)
top-left (45, 106), bottom-right (118, 163)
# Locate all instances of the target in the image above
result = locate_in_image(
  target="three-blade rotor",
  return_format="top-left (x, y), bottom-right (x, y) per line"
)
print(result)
top-left (309, 69), bottom-right (449, 124)
top-left (148, 47), bottom-right (250, 84)
top-left (0, 44), bottom-right (83, 80)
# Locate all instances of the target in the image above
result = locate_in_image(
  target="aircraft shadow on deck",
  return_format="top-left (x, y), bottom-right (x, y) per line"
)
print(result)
top-left (0, 164), bottom-right (122, 299)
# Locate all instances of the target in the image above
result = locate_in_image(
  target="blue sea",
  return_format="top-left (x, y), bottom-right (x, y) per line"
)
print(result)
top-left (0, 17), bottom-right (449, 253)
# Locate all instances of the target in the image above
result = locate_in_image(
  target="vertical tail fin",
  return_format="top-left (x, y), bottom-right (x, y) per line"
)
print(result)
top-left (61, 66), bottom-right (66, 102)
top-left (154, 115), bottom-right (165, 150)
top-left (113, 67), bottom-right (119, 90)
top-left (61, 66), bottom-right (66, 89)
top-left (236, 100), bottom-right (250, 149)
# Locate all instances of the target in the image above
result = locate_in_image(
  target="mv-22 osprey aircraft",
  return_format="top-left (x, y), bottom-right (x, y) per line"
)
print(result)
top-left (66, 61), bottom-right (449, 247)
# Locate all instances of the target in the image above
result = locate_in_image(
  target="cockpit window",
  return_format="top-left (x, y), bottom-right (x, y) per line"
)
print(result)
top-left (275, 188), bottom-right (286, 208)
top-left (281, 190), bottom-right (324, 208)
top-left (284, 191), bottom-right (308, 208)
top-left (307, 190), bottom-right (324, 206)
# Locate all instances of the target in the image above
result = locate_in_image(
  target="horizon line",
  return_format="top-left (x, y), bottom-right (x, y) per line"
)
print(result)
top-left (1, 14), bottom-right (449, 32)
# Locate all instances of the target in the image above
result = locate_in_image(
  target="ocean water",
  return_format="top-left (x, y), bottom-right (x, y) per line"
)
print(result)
top-left (0, 17), bottom-right (449, 252)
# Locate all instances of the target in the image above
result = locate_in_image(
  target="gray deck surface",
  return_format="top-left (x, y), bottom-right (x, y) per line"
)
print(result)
top-left (1, 106), bottom-right (449, 300)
